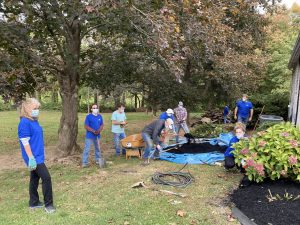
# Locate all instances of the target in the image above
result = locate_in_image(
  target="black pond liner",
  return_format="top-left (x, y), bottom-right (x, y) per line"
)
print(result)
top-left (231, 179), bottom-right (300, 225)
top-left (165, 142), bottom-right (227, 154)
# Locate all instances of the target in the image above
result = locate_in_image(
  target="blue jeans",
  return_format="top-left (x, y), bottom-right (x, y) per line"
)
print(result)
top-left (113, 133), bottom-right (126, 155)
top-left (82, 138), bottom-right (101, 166)
top-left (175, 122), bottom-right (190, 143)
top-left (238, 116), bottom-right (249, 124)
top-left (142, 132), bottom-right (160, 159)
top-left (224, 116), bottom-right (229, 124)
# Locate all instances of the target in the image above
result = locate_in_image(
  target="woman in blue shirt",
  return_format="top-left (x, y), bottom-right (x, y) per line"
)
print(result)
top-left (224, 123), bottom-right (246, 169)
top-left (18, 98), bottom-right (55, 213)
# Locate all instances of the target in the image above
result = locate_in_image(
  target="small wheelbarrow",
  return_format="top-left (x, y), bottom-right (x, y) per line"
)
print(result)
top-left (121, 133), bottom-right (145, 160)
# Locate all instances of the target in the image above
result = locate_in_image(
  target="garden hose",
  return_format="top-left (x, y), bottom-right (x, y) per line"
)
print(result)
top-left (151, 163), bottom-right (194, 188)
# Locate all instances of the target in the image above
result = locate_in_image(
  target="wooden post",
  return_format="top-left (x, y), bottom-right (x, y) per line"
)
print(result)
top-left (87, 87), bottom-right (90, 113)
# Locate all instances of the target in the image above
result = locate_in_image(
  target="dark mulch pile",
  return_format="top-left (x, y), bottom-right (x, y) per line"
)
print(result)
top-left (231, 179), bottom-right (300, 225)
top-left (166, 143), bottom-right (226, 154)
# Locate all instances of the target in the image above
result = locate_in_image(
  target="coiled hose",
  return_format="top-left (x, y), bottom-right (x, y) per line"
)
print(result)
top-left (151, 164), bottom-right (194, 188)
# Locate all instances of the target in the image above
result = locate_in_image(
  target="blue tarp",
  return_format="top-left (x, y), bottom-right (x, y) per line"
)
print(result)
top-left (160, 151), bottom-right (225, 165)
top-left (158, 132), bottom-right (234, 165)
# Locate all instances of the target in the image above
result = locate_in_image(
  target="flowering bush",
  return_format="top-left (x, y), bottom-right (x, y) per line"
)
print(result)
top-left (233, 122), bottom-right (300, 183)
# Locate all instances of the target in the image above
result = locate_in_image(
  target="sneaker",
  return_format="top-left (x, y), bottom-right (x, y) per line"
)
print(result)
top-left (45, 205), bottom-right (56, 214)
top-left (29, 202), bottom-right (44, 209)
top-left (239, 176), bottom-right (252, 187)
top-left (140, 160), bottom-right (150, 166)
top-left (82, 164), bottom-right (89, 168)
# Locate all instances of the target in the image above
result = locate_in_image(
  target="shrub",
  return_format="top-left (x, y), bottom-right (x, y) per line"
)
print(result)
top-left (233, 122), bottom-right (300, 183)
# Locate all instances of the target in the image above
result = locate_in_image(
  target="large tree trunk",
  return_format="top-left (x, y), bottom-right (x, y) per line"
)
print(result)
top-left (57, 78), bottom-right (81, 156)
top-left (56, 19), bottom-right (81, 156)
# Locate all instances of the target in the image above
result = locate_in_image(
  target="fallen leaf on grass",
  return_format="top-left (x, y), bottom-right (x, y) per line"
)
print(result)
top-left (227, 214), bottom-right (236, 222)
top-left (176, 210), bottom-right (187, 217)
top-left (190, 219), bottom-right (199, 225)
top-left (107, 219), bottom-right (114, 223)
top-left (217, 174), bottom-right (228, 180)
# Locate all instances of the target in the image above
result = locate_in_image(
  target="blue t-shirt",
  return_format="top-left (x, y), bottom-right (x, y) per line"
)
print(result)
top-left (159, 112), bottom-right (175, 121)
top-left (111, 111), bottom-right (127, 134)
top-left (223, 106), bottom-right (229, 116)
top-left (236, 100), bottom-right (253, 118)
top-left (85, 114), bottom-right (103, 139)
top-left (18, 117), bottom-right (45, 165)
top-left (224, 136), bottom-right (239, 157)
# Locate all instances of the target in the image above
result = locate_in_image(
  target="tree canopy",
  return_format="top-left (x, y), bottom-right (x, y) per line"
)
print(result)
top-left (0, 0), bottom-right (292, 155)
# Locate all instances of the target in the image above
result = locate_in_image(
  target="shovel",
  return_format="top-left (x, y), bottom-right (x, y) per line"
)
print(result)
top-left (97, 136), bottom-right (106, 168)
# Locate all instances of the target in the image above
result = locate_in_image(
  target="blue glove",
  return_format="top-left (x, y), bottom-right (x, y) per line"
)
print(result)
top-left (28, 156), bottom-right (37, 171)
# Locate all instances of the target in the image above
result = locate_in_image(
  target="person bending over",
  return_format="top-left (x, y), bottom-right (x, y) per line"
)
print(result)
top-left (141, 118), bottom-right (174, 163)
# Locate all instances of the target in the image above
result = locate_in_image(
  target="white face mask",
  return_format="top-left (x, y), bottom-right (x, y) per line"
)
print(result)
top-left (236, 133), bottom-right (245, 139)
top-left (242, 98), bottom-right (247, 101)
top-left (167, 113), bottom-right (172, 117)
top-left (92, 109), bottom-right (98, 114)
top-left (31, 109), bottom-right (39, 117)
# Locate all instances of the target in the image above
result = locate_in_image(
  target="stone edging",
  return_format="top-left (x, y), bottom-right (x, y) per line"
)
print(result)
top-left (232, 207), bottom-right (258, 225)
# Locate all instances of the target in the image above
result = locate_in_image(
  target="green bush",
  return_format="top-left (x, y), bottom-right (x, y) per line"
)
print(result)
top-left (233, 122), bottom-right (300, 183)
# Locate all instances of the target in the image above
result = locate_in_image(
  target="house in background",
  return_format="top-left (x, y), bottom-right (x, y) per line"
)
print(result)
top-left (288, 34), bottom-right (300, 127)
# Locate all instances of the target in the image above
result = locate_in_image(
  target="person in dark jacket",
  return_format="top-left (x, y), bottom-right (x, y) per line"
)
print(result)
top-left (141, 118), bottom-right (174, 162)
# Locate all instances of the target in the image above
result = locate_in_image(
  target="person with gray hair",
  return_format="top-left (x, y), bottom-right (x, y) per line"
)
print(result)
top-left (173, 101), bottom-right (189, 143)
top-left (18, 98), bottom-right (55, 213)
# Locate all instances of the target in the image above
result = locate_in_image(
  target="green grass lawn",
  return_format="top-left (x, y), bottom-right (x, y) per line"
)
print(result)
top-left (0, 111), bottom-right (241, 225)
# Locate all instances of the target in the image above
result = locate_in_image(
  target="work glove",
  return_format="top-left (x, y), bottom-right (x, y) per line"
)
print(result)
top-left (28, 156), bottom-right (37, 171)
top-left (156, 144), bottom-right (162, 151)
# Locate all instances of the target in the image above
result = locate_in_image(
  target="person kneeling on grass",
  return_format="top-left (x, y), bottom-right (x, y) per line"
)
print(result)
top-left (18, 98), bottom-right (56, 213)
top-left (224, 123), bottom-right (251, 186)
top-left (141, 118), bottom-right (174, 164)
top-left (224, 122), bottom-right (246, 169)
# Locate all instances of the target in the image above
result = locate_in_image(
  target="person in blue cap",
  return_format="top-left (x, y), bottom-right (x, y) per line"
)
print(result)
top-left (159, 108), bottom-right (175, 121)
top-left (234, 94), bottom-right (253, 125)
top-left (18, 98), bottom-right (56, 213)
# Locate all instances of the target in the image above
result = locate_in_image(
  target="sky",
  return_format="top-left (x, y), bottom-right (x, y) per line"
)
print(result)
top-left (281, 0), bottom-right (300, 8)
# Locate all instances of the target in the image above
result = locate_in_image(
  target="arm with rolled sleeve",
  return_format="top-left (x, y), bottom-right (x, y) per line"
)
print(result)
top-left (249, 102), bottom-right (254, 121)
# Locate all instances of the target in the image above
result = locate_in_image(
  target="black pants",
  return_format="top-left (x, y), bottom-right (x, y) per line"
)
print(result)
top-left (224, 156), bottom-right (246, 173)
top-left (224, 156), bottom-right (235, 169)
top-left (29, 163), bottom-right (53, 207)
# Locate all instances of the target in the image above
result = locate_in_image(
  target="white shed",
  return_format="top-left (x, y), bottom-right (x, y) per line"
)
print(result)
top-left (288, 33), bottom-right (300, 127)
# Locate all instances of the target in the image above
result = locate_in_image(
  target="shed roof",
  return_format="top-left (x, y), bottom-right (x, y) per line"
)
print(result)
top-left (289, 33), bottom-right (300, 69)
